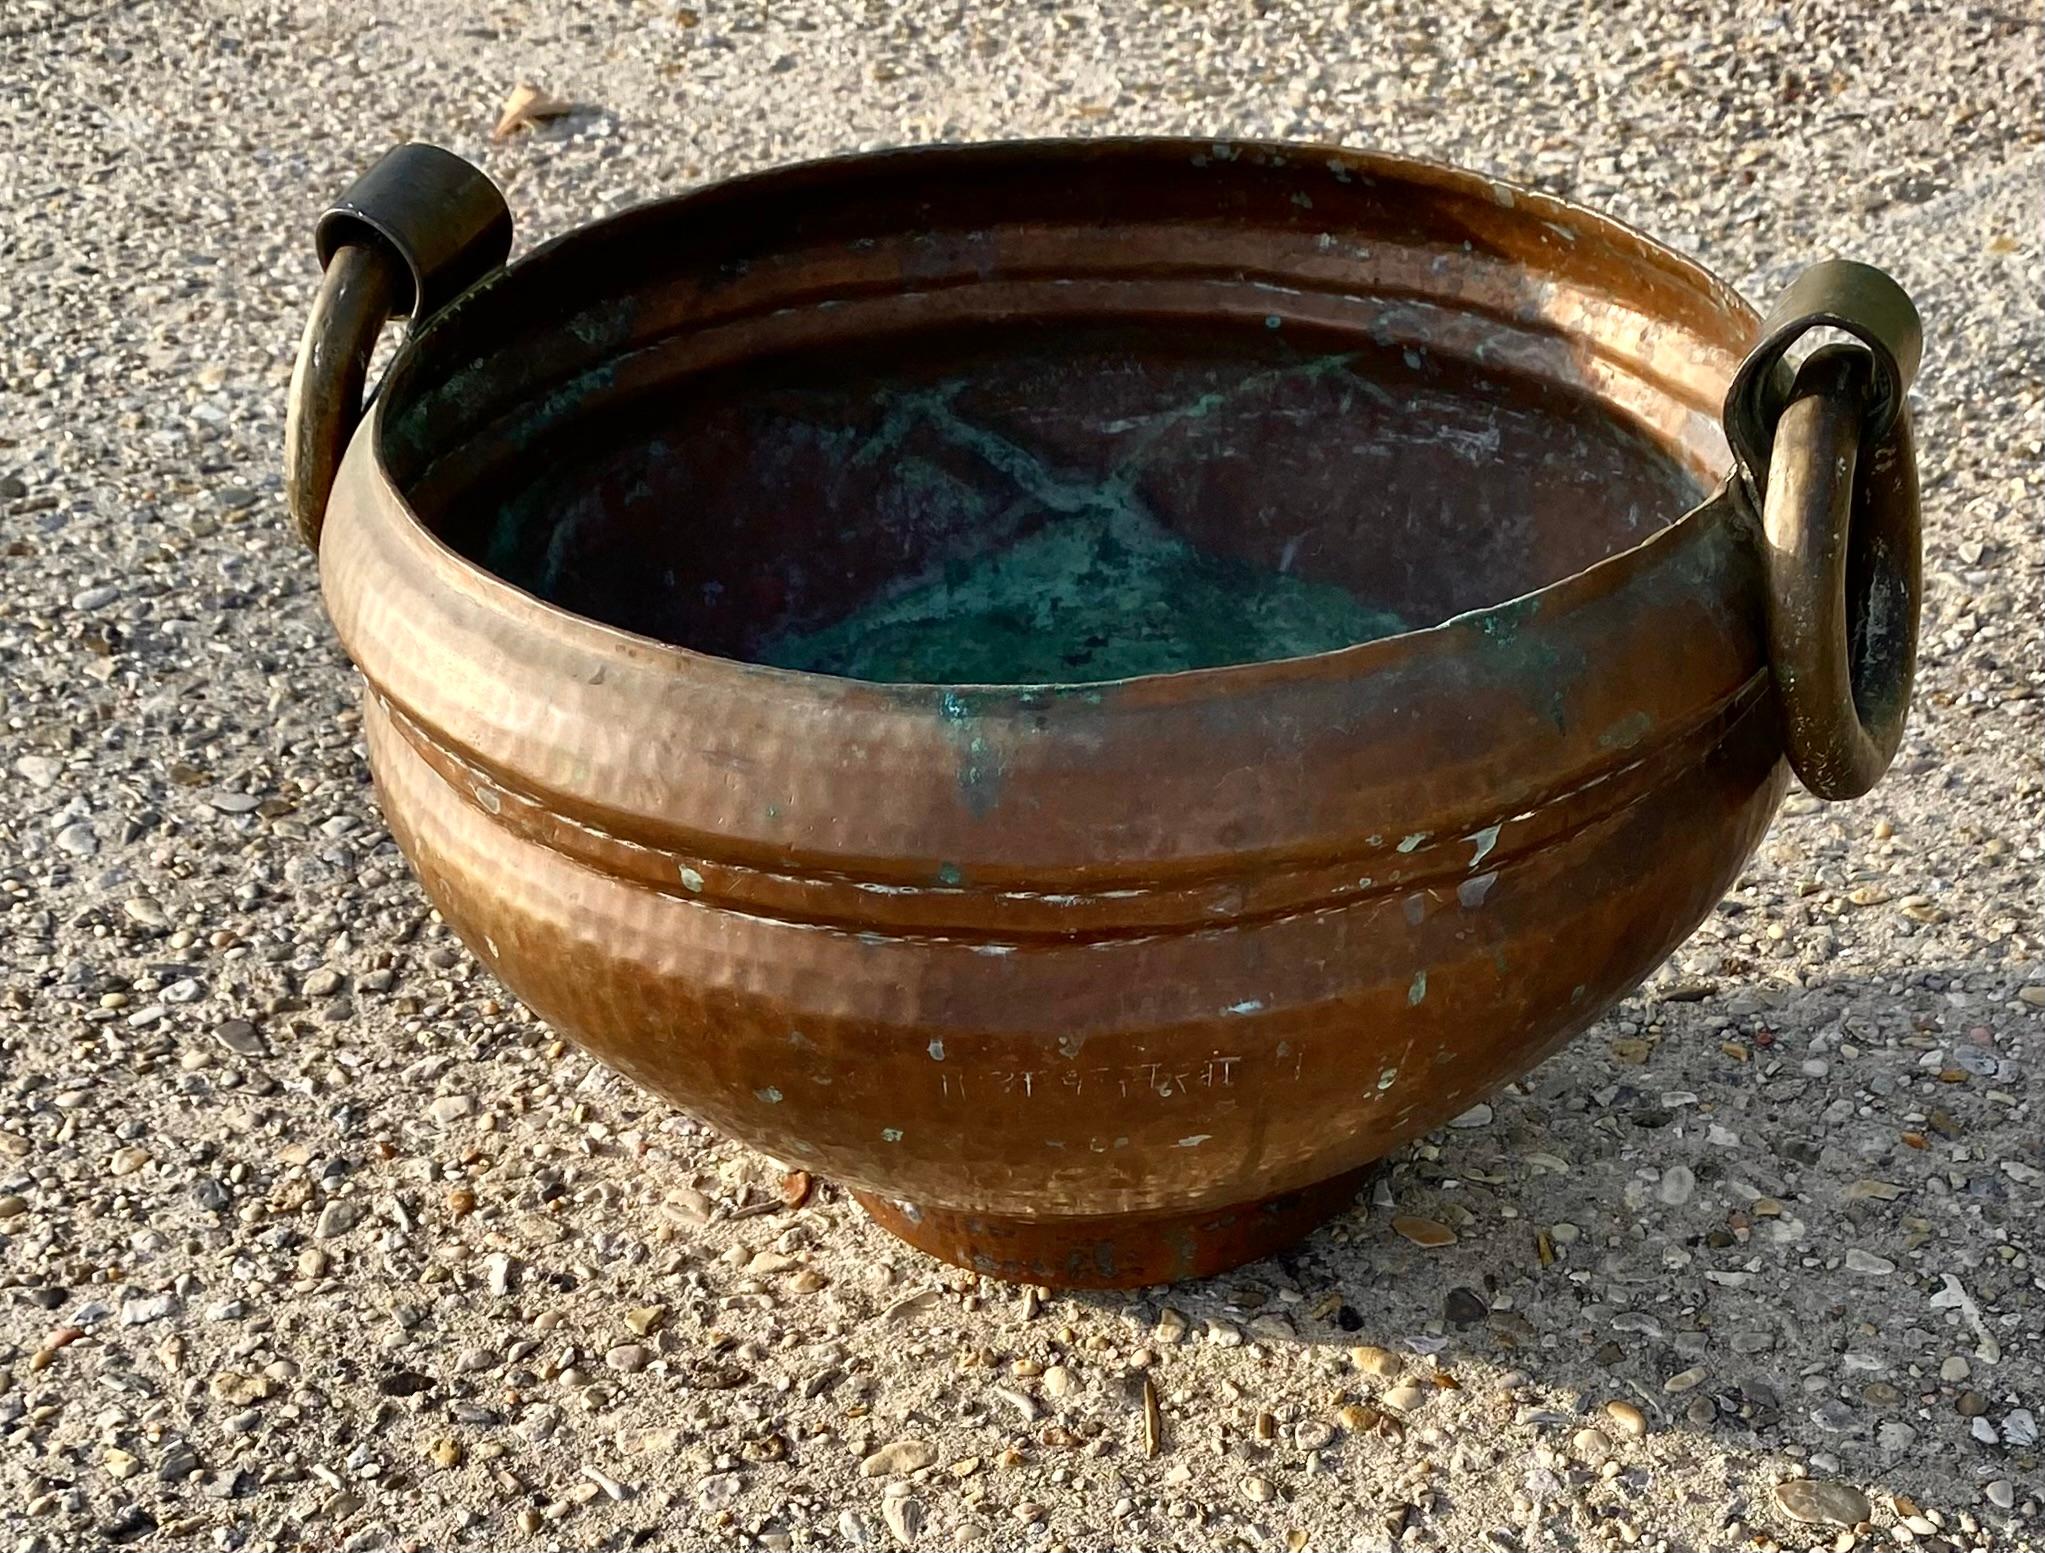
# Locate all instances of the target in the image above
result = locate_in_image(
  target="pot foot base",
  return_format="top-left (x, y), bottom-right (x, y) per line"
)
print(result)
top-left (853, 1167), bottom-right (1373, 1289)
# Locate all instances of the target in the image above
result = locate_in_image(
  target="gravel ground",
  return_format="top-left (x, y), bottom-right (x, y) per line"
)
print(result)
top-left (2, 1), bottom-right (2041, 1549)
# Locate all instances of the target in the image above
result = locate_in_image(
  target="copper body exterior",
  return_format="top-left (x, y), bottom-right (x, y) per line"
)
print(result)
top-left (290, 141), bottom-right (1923, 1287)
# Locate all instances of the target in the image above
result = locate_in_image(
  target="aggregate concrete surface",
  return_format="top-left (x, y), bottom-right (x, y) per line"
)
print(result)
top-left (1, 1), bottom-right (2041, 1549)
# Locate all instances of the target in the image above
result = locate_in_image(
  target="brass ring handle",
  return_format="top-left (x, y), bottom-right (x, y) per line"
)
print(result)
top-left (285, 245), bottom-right (401, 550)
top-left (283, 144), bottom-right (512, 552)
top-left (1758, 345), bottom-right (1923, 800)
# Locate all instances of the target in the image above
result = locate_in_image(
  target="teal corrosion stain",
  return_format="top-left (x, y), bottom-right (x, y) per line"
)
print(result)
top-left (938, 689), bottom-right (1002, 816)
top-left (755, 355), bottom-right (1408, 685)
top-left (1456, 594), bottom-right (1581, 733)
top-left (935, 862), bottom-right (964, 886)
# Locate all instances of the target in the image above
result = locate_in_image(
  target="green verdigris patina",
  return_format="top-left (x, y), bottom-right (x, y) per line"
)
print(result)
top-left (758, 500), bottom-right (1408, 684)
top-left (757, 365), bottom-right (1408, 684)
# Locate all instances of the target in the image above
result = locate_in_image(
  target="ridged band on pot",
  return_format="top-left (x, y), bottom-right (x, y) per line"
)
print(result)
top-left (287, 139), bottom-right (1924, 1286)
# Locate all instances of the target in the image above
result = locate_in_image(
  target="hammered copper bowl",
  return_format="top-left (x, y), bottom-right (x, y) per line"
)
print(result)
top-left (286, 140), bottom-right (1922, 1286)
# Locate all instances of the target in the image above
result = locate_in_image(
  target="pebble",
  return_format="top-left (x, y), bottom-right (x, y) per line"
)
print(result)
top-left (213, 1020), bottom-right (266, 1057)
top-left (485, 1252), bottom-right (516, 1296)
top-left (1987, 1480), bottom-right (2015, 1511)
top-left (314, 1200), bottom-right (361, 1238)
top-left (1041, 1364), bottom-right (1077, 1398)
top-left (1844, 1249), bottom-right (1896, 1275)
top-left (1351, 1345), bottom-right (1401, 1379)
top-left (1664, 1366), bottom-right (1708, 1393)
top-left (1242, 1474), bottom-right (1276, 1503)
top-left (1774, 1480), bottom-right (1873, 1528)
top-left (427, 1094), bottom-right (476, 1124)
top-left (605, 1343), bottom-right (652, 1373)
top-left (1392, 1215), bottom-right (1457, 1248)
top-left (625, 1304), bottom-right (667, 1336)
top-left (119, 1293), bottom-right (175, 1325)
top-left (1295, 1419), bottom-right (1335, 1451)
top-left (1444, 1286), bottom-right (1488, 1327)
top-left (1658, 1165), bottom-right (1696, 1205)
top-left (860, 1439), bottom-right (937, 1477)
top-left (1381, 1384), bottom-right (1428, 1413)
top-left (881, 1495), bottom-right (927, 1547)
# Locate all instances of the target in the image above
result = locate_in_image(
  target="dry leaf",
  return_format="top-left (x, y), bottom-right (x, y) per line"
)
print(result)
top-left (493, 81), bottom-right (575, 139)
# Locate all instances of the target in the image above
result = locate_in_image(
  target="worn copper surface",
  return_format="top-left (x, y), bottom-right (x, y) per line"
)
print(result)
top-left (293, 140), bottom-right (1915, 1286)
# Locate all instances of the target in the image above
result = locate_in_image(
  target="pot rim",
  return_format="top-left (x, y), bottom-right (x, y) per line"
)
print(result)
top-left (321, 136), bottom-right (1773, 886)
top-left (359, 135), bottom-right (1762, 706)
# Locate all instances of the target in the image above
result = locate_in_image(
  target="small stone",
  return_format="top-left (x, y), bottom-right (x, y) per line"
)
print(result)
top-left (120, 1293), bottom-right (175, 1325)
top-left (1773, 1480), bottom-right (1873, 1528)
top-left (1844, 1249), bottom-right (1895, 1275)
top-left (860, 1439), bottom-right (937, 1477)
top-left (882, 1495), bottom-right (927, 1547)
top-left (1878, 1422), bottom-right (1918, 1452)
top-left (2003, 1408), bottom-right (2038, 1447)
top-left (109, 1144), bottom-right (150, 1176)
top-left (1664, 1366), bottom-right (1708, 1394)
top-left (1810, 1399), bottom-right (1856, 1431)
top-left (1941, 1356), bottom-right (1971, 1383)
top-left (1295, 1419), bottom-right (1335, 1451)
top-left (122, 897), bottom-right (170, 930)
top-left (0, 1194), bottom-right (27, 1219)
top-left (445, 1186), bottom-right (475, 1218)
top-left (208, 1371), bottom-right (271, 1406)
top-left (625, 1305), bottom-right (667, 1337)
top-left (696, 1472), bottom-right (742, 1511)
top-left (427, 1095), bottom-right (476, 1124)
top-left (1382, 1383), bottom-right (1428, 1413)
top-left (1242, 1474), bottom-right (1276, 1503)
top-left (1987, 1480), bottom-right (2015, 1511)
top-left (1351, 1346), bottom-right (1401, 1379)
top-left (606, 1344), bottom-right (652, 1374)
top-left (1658, 1165), bottom-right (1696, 1206)
top-left (429, 1437), bottom-right (463, 1469)
top-left (297, 1247), bottom-right (328, 1279)
top-left (1392, 1215), bottom-right (1457, 1248)
top-left (157, 1445), bottom-right (199, 1483)
top-left (486, 1253), bottom-right (516, 1296)
top-left (314, 1200), bottom-right (361, 1238)
top-left (1041, 1364), bottom-right (1077, 1398)
top-left (1155, 1307), bottom-right (1189, 1344)
top-left (104, 1447), bottom-right (142, 1480)
top-left (1603, 1400), bottom-right (1648, 1439)
top-left (1957, 1390), bottom-right (1989, 1417)
top-left (1338, 1403), bottom-right (1380, 1432)
top-left (213, 1020), bottom-right (266, 1057)
top-left (1448, 1103), bottom-right (1494, 1128)
top-left (1444, 1287), bottom-right (1488, 1327)
top-left (1572, 1426), bottom-right (1612, 1465)
top-left (303, 968), bottom-right (343, 998)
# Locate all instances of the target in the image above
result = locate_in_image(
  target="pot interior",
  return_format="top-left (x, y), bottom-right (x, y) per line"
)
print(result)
top-left (423, 316), bottom-right (1706, 683)
top-left (384, 147), bottom-right (1740, 685)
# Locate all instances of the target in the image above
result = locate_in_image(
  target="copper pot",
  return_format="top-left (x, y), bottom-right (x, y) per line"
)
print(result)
top-left (285, 140), bottom-right (1923, 1287)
